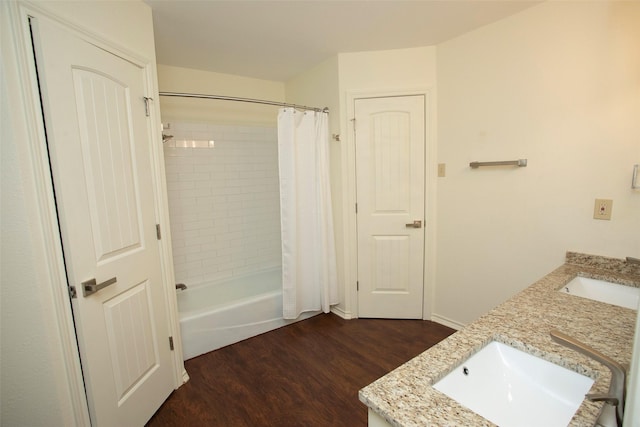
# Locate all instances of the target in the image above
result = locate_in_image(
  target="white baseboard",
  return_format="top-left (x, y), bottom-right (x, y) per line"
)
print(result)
top-left (330, 306), bottom-right (354, 319)
top-left (430, 314), bottom-right (466, 330)
top-left (331, 306), bottom-right (463, 327)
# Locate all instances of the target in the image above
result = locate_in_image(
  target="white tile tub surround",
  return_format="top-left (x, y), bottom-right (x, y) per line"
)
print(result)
top-left (163, 122), bottom-right (282, 286)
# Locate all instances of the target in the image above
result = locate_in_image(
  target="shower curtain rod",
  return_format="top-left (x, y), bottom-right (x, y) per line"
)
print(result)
top-left (158, 91), bottom-right (328, 113)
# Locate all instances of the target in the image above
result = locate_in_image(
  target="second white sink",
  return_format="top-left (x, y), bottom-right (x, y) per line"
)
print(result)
top-left (433, 341), bottom-right (594, 427)
top-left (560, 276), bottom-right (639, 310)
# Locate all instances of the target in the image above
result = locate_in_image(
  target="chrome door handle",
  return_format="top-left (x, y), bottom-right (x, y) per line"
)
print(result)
top-left (405, 220), bottom-right (422, 228)
top-left (82, 276), bottom-right (117, 297)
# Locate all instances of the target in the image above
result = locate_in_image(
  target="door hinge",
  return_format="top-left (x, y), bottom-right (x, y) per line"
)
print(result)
top-left (143, 96), bottom-right (153, 117)
top-left (156, 224), bottom-right (161, 240)
top-left (169, 336), bottom-right (174, 351)
top-left (69, 285), bottom-right (77, 299)
top-left (356, 281), bottom-right (359, 291)
top-left (355, 203), bottom-right (358, 214)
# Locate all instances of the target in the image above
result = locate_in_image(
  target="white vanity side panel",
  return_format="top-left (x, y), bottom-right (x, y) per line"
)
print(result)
top-left (623, 305), bottom-right (640, 427)
top-left (368, 409), bottom-right (392, 427)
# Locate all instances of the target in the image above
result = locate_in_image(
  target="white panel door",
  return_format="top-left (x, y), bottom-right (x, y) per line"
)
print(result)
top-left (30, 17), bottom-right (174, 426)
top-left (356, 96), bottom-right (425, 318)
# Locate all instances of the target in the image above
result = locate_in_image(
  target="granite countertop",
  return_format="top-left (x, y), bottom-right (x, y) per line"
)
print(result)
top-left (359, 252), bottom-right (640, 427)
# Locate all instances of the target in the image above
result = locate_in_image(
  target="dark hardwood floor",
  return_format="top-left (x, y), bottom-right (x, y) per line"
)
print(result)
top-left (146, 313), bottom-right (455, 427)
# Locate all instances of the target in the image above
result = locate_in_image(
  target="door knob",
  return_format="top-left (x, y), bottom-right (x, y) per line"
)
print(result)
top-left (405, 220), bottom-right (422, 228)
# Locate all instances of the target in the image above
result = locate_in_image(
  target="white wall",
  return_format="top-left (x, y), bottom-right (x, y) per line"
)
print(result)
top-left (157, 64), bottom-right (285, 125)
top-left (156, 66), bottom-right (288, 286)
top-left (1, 1), bottom-right (161, 425)
top-left (338, 46), bottom-right (437, 92)
top-left (337, 47), bottom-right (438, 318)
top-left (284, 57), bottom-right (345, 313)
top-left (164, 123), bottom-right (281, 285)
top-left (1, 55), bottom-right (77, 425)
top-left (167, 48), bottom-right (440, 319)
top-left (435, 1), bottom-right (640, 326)
top-left (285, 55), bottom-right (340, 133)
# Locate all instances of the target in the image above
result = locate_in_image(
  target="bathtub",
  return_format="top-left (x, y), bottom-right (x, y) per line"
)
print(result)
top-left (177, 268), bottom-right (318, 360)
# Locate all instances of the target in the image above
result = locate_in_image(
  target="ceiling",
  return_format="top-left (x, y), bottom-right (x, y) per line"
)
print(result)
top-left (146, 0), bottom-right (542, 82)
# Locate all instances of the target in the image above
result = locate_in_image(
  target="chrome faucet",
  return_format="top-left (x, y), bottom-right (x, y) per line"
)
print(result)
top-left (625, 257), bottom-right (640, 265)
top-left (550, 330), bottom-right (625, 427)
top-left (175, 283), bottom-right (187, 291)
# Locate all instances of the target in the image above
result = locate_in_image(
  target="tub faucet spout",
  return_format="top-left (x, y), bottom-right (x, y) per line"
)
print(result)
top-left (550, 330), bottom-right (625, 427)
top-left (176, 283), bottom-right (187, 291)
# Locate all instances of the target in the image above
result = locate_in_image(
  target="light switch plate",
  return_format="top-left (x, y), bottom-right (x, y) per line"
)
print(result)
top-left (438, 163), bottom-right (446, 177)
top-left (593, 199), bottom-right (613, 220)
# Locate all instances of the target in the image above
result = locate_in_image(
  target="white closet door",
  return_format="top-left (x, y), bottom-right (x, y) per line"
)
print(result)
top-left (356, 95), bottom-right (426, 319)
top-left (31, 17), bottom-right (174, 426)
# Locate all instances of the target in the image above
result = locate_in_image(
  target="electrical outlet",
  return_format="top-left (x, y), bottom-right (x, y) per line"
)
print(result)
top-left (437, 163), bottom-right (446, 177)
top-left (593, 199), bottom-right (613, 220)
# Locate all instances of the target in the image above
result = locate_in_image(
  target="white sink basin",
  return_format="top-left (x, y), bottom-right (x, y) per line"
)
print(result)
top-left (560, 276), bottom-right (640, 310)
top-left (433, 341), bottom-right (594, 427)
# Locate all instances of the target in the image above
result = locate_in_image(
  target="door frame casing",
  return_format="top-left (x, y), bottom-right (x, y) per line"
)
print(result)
top-left (344, 89), bottom-right (436, 320)
top-left (4, 2), bottom-right (187, 424)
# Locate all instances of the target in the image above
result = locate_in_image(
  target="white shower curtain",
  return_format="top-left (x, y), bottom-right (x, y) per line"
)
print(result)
top-left (277, 108), bottom-right (338, 320)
